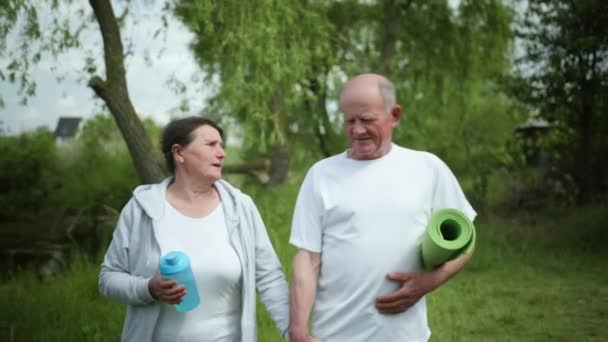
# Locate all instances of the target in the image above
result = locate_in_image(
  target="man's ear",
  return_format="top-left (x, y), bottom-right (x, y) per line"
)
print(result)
top-left (391, 105), bottom-right (402, 127)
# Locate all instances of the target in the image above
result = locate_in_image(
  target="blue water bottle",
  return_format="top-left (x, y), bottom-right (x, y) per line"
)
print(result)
top-left (159, 251), bottom-right (200, 312)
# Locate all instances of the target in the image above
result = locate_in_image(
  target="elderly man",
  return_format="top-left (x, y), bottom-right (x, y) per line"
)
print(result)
top-left (288, 74), bottom-right (476, 342)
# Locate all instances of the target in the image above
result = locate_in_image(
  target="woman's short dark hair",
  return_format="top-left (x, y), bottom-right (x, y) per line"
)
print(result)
top-left (161, 116), bottom-right (224, 174)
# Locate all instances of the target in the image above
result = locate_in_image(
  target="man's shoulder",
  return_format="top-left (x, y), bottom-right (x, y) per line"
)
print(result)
top-left (392, 144), bottom-right (442, 164)
top-left (310, 151), bottom-right (347, 170)
top-left (391, 145), bottom-right (457, 180)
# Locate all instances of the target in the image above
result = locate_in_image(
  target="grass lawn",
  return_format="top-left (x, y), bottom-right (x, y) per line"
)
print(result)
top-left (1, 184), bottom-right (606, 341)
top-left (426, 205), bottom-right (607, 341)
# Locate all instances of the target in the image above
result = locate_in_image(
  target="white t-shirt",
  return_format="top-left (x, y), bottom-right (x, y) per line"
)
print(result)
top-left (289, 144), bottom-right (476, 342)
top-left (153, 201), bottom-right (243, 342)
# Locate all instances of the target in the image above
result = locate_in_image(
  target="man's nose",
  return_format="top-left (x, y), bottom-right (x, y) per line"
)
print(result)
top-left (352, 122), bottom-right (366, 135)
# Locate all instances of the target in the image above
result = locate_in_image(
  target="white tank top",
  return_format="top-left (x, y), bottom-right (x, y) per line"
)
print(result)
top-left (153, 200), bottom-right (243, 342)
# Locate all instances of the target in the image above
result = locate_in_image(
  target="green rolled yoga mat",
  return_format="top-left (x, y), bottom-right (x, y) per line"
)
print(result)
top-left (421, 209), bottom-right (476, 271)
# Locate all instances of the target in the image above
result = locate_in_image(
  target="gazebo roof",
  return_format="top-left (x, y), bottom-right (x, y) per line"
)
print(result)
top-left (514, 118), bottom-right (552, 133)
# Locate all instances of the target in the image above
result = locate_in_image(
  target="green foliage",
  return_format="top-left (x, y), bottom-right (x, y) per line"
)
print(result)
top-left (0, 129), bottom-right (63, 220)
top-left (174, 0), bottom-right (521, 205)
top-left (387, 0), bottom-right (519, 206)
top-left (55, 114), bottom-right (139, 210)
top-left (0, 114), bottom-right (149, 220)
top-left (509, 0), bottom-right (608, 202)
top-left (174, 0), bottom-right (335, 156)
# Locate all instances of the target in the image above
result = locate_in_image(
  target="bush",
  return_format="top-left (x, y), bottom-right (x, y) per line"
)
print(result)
top-left (0, 129), bottom-right (63, 220)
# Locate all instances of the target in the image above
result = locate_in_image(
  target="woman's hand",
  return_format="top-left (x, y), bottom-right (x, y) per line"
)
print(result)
top-left (148, 273), bottom-right (186, 304)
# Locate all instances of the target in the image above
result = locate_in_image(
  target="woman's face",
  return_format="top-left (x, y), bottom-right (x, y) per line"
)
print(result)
top-left (174, 125), bottom-right (225, 184)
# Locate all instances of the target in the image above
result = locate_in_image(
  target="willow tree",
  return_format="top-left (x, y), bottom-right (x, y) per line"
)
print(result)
top-left (173, 1), bottom-right (337, 182)
top-left (173, 0), bottom-right (517, 196)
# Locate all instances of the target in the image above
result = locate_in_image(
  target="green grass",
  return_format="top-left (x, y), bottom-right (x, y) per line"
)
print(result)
top-left (0, 253), bottom-right (124, 341)
top-left (1, 185), bottom-right (606, 341)
top-left (427, 205), bottom-right (608, 342)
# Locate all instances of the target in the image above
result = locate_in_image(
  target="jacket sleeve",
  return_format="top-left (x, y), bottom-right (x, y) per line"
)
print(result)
top-left (98, 198), bottom-right (155, 305)
top-left (245, 196), bottom-right (290, 338)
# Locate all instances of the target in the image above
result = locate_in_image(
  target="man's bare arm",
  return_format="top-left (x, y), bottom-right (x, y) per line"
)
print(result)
top-left (289, 249), bottom-right (322, 342)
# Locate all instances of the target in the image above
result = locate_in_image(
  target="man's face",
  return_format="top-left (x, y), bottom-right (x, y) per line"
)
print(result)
top-left (341, 85), bottom-right (400, 160)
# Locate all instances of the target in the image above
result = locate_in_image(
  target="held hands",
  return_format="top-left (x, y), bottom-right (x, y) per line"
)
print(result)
top-left (289, 328), bottom-right (323, 342)
top-left (148, 273), bottom-right (186, 304)
top-left (289, 333), bottom-right (322, 342)
top-left (375, 272), bottom-right (438, 314)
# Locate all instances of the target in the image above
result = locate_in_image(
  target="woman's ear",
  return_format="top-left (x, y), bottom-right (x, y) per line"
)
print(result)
top-left (172, 144), bottom-right (184, 164)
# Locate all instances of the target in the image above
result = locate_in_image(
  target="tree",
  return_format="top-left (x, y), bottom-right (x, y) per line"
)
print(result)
top-left (174, 0), bottom-right (518, 197)
top-left (88, 0), bottom-right (165, 183)
top-left (1, 0), bottom-right (165, 183)
top-left (173, 1), bottom-right (338, 183)
top-left (2, 0), bottom-right (520, 194)
top-left (510, 0), bottom-right (608, 203)
top-left (2, 0), bottom-right (310, 185)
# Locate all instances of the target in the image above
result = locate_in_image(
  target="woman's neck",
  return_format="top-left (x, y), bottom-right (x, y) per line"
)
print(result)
top-left (166, 175), bottom-right (220, 218)
top-left (170, 176), bottom-right (215, 200)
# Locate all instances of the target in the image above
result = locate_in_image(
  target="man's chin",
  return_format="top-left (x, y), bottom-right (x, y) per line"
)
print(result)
top-left (350, 148), bottom-right (378, 160)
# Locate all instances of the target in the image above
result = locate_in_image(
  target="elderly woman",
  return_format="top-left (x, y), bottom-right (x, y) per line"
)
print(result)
top-left (99, 117), bottom-right (289, 341)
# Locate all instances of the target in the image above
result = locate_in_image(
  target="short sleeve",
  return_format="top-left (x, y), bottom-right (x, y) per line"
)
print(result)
top-left (289, 166), bottom-right (323, 253)
top-left (430, 154), bottom-right (477, 221)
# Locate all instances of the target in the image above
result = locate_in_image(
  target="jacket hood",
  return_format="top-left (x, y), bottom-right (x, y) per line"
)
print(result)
top-left (132, 177), bottom-right (242, 228)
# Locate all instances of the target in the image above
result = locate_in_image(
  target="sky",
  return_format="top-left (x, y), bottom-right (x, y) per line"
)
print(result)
top-left (0, 1), bottom-right (204, 135)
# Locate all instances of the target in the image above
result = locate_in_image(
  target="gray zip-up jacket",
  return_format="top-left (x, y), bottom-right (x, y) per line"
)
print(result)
top-left (99, 178), bottom-right (289, 341)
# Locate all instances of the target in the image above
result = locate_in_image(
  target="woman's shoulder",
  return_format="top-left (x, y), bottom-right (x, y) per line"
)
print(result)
top-left (216, 179), bottom-right (255, 207)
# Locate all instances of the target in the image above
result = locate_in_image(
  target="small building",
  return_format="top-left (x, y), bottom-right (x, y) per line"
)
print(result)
top-left (514, 118), bottom-right (552, 172)
top-left (54, 117), bottom-right (82, 144)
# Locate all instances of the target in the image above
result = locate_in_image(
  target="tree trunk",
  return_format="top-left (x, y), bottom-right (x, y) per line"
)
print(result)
top-left (379, 0), bottom-right (413, 74)
top-left (269, 90), bottom-right (289, 185)
top-left (88, 0), bottom-right (165, 184)
top-left (306, 67), bottom-right (341, 158)
top-left (575, 70), bottom-right (595, 203)
top-left (223, 159), bottom-right (272, 184)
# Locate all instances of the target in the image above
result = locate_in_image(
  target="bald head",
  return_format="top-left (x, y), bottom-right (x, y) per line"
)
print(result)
top-left (339, 73), bottom-right (401, 160)
top-left (339, 73), bottom-right (396, 113)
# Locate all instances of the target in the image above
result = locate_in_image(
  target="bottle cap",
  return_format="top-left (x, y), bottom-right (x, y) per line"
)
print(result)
top-left (159, 251), bottom-right (190, 276)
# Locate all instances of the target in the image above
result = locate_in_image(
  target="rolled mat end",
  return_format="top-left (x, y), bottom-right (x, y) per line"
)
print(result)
top-left (421, 208), bottom-right (476, 271)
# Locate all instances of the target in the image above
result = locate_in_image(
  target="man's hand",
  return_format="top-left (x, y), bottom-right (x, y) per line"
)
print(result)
top-left (376, 252), bottom-right (474, 314)
top-left (148, 273), bottom-right (186, 304)
top-left (289, 331), bottom-right (322, 342)
top-left (375, 272), bottom-right (438, 314)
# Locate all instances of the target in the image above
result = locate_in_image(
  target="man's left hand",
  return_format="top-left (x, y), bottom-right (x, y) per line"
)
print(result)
top-left (375, 272), bottom-right (438, 314)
